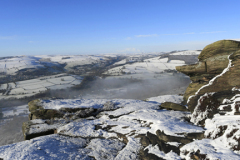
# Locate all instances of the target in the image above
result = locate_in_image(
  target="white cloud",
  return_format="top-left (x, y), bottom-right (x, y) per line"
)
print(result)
top-left (135, 34), bottom-right (158, 38)
top-left (162, 32), bottom-right (195, 36)
top-left (200, 31), bottom-right (226, 34)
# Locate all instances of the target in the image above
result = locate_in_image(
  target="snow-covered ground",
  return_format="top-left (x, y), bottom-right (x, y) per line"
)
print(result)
top-left (147, 94), bottom-right (183, 104)
top-left (0, 56), bottom-right (44, 75)
top-left (0, 74), bottom-right (83, 100)
top-left (1, 95), bottom-right (239, 159)
top-left (0, 54), bottom-right (113, 77)
top-left (1, 105), bottom-right (29, 118)
top-left (103, 56), bottom-right (186, 79)
top-left (171, 50), bottom-right (201, 55)
top-left (35, 54), bottom-right (111, 71)
top-left (0, 97), bottom-right (204, 160)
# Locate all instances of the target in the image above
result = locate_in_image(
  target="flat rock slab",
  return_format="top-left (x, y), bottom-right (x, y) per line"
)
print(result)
top-left (161, 102), bottom-right (188, 111)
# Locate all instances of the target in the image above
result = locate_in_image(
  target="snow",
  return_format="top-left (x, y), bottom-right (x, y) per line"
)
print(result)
top-left (166, 142), bottom-right (181, 147)
top-left (180, 139), bottom-right (240, 160)
top-left (42, 99), bottom-right (112, 110)
top-left (0, 56), bottom-right (44, 75)
top-left (29, 121), bottom-right (66, 134)
top-left (0, 97), bottom-right (205, 159)
top-left (57, 119), bottom-right (117, 138)
top-left (118, 109), bottom-right (203, 136)
top-left (147, 94), bottom-right (183, 104)
top-left (114, 137), bottom-right (141, 160)
top-left (0, 74), bottom-right (83, 100)
top-left (171, 50), bottom-right (201, 55)
top-left (103, 55), bottom-right (186, 79)
top-left (145, 145), bottom-right (181, 160)
top-left (218, 93), bottom-right (240, 116)
top-left (2, 105), bottom-right (29, 118)
top-left (86, 139), bottom-right (125, 160)
top-left (190, 92), bottom-right (215, 125)
top-left (183, 92), bottom-right (240, 159)
top-left (113, 59), bottom-right (127, 65)
top-left (35, 55), bottom-right (108, 70)
top-left (0, 84), bottom-right (7, 90)
top-left (41, 99), bottom-right (159, 112)
top-left (49, 99), bottom-right (204, 138)
top-left (0, 134), bottom-right (91, 160)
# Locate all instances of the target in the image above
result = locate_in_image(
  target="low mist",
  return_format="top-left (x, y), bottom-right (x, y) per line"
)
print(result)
top-left (78, 73), bottom-right (190, 100)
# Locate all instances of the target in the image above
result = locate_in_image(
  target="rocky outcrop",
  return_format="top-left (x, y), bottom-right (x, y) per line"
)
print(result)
top-left (28, 99), bottom-right (63, 120)
top-left (176, 40), bottom-right (240, 123)
top-left (24, 99), bottom-right (104, 140)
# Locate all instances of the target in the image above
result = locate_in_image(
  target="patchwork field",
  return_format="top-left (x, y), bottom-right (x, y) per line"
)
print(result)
top-left (0, 74), bottom-right (83, 100)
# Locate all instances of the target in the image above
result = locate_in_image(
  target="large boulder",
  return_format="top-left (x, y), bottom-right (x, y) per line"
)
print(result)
top-left (198, 40), bottom-right (240, 61)
top-left (176, 40), bottom-right (240, 125)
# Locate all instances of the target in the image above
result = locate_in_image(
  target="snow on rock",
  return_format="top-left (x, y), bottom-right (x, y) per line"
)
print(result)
top-left (57, 119), bottom-right (117, 138)
top-left (218, 93), bottom-right (240, 116)
top-left (114, 137), bottom-right (141, 160)
top-left (0, 97), bottom-right (205, 159)
top-left (181, 92), bottom-right (240, 159)
top-left (204, 114), bottom-right (240, 152)
top-left (147, 94), bottom-right (183, 104)
top-left (190, 92), bottom-right (216, 125)
top-left (42, 99), bottom-right (111, 110)
top-left (180, 139), bottom-right (240, 160)
top-left (87, 139), bottom-right (125, 160)
top-left (118, 109), bottom-right (203, 136)
top-left (145, 145), bottom-right (181, 160)
top-left (42, 99), bottom-right (160, 117)
top-left (0, 134), bottom-right (91, 160)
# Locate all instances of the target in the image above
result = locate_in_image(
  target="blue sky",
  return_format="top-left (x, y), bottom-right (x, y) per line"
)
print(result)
top-left (0, 0), bottom-right (240, 56)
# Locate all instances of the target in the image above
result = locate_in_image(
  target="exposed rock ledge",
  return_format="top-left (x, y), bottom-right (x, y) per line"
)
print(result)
top-left (5, 98), bottom-right (204, 160)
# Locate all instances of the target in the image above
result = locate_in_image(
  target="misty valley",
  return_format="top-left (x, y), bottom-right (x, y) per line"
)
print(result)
top-left (0, 51), bottom-right (196, 146)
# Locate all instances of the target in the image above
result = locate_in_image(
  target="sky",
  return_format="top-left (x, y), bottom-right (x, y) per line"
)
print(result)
top-left (0, 0), bottom-right (240, 56)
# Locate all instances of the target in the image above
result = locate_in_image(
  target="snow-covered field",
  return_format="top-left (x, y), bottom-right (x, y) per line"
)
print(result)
top-left (0, 74), bottom-right (83, 100)
top-left (171, 50), bottom-right (201, 55)
top-left (35, 54), bottom-right (111, 70)
top-left (103, 55), bottom-right (188, 79)
top-left (0, 56), bottom-right (44, 75)
top-left (1, 105), bottom-right (29, 118)
top-left (0, 54), bottom-right (113, 76)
